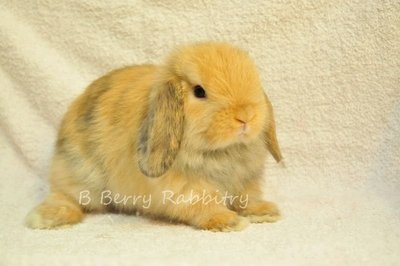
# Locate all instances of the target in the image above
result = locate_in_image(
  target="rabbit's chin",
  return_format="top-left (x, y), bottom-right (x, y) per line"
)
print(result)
top-left (198, 123), bottom-right (263, 151)
top-left (197, 133), bottom-right (259, 152)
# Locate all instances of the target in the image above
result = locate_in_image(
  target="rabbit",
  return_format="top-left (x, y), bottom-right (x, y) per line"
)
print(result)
top-left (25, 42), bottom-right (283, 232)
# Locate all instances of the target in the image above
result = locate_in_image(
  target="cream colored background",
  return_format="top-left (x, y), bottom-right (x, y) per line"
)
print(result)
top-left (0, 1), bottom-right (399, 265)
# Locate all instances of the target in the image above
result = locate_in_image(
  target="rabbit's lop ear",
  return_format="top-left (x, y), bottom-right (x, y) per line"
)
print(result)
top-left (264, 94), bottom-right (283, 163)
top-left (137, 81), bottom-right (184, 177)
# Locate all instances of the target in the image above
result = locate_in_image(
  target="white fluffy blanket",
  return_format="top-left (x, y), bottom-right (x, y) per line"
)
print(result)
top-left (0, 1), bottom-right (399, 265)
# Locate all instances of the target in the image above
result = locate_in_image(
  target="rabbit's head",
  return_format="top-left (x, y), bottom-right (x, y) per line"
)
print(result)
top-left (138, 42), bottom-right (282, 177)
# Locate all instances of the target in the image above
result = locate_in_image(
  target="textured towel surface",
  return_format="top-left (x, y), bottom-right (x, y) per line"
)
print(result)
top-left (1, 1), bottom-right (399, 265)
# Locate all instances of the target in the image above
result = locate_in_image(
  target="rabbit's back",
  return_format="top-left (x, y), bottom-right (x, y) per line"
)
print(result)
top-left (50, 65), bottom-right (157, 210)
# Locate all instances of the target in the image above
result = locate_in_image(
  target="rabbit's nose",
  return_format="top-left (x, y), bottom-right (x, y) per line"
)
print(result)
top-left (236, 120), bottom-right (248, 134)
top-left (235, 118), bottom-right (247, 124)
top-left (234, 106), bottom-right (255, 124)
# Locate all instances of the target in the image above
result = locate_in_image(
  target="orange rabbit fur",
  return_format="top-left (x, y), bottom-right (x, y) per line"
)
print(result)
top-left (26, 42), bottom-right (283, 232)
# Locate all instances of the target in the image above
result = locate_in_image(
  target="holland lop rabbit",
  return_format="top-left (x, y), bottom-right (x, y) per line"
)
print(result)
top-left (26, 42), bottom-right (283, 232)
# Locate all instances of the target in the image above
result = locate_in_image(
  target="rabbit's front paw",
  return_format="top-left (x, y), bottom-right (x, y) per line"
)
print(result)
top-left (197, 211), bottom-right (249, 232)
top-left (238, 201), bottom-right (281, 223)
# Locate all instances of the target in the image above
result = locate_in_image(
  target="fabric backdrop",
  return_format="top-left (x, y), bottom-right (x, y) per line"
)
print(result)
top-left (0, 1), bottom-right (399, 265)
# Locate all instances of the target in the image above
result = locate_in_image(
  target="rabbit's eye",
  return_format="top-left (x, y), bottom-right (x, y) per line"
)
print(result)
top-left (193, 85), bottom-right (206, 98)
